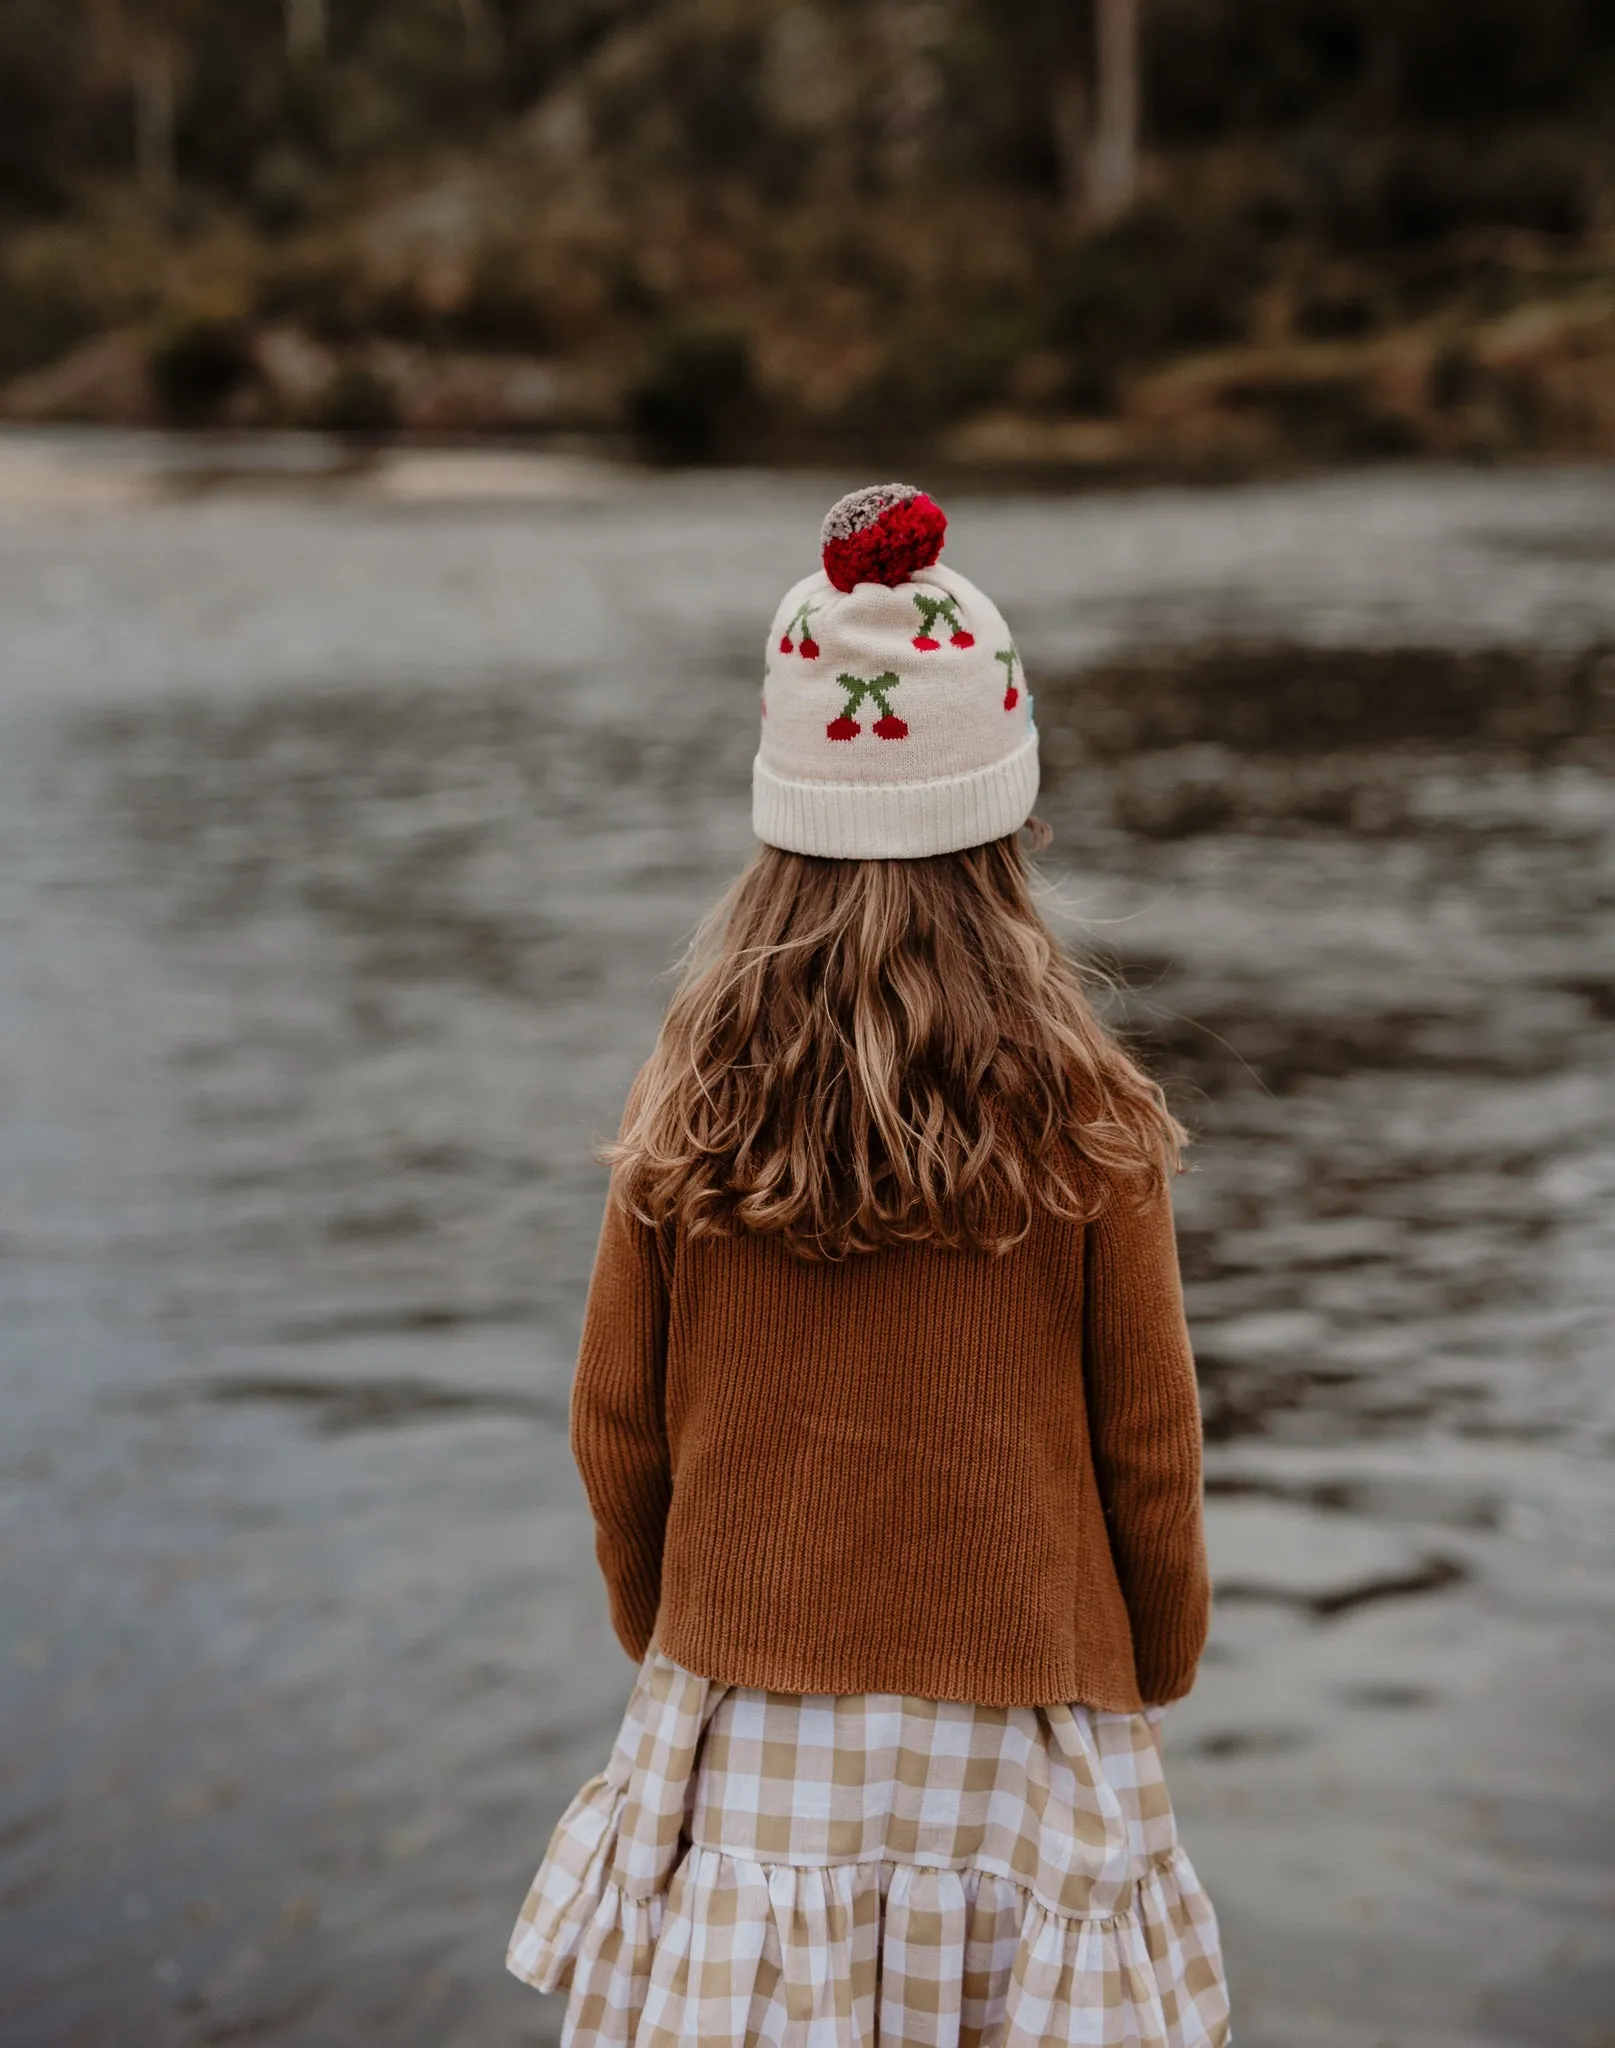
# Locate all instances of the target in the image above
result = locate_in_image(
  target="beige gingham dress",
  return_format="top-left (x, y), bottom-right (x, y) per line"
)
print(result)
top-left (508, 1651), bottom-right (1229, 2047)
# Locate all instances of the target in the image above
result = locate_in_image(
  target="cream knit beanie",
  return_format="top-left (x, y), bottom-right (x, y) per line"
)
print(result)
top-left (752, 483), bottom-right (1038, 859)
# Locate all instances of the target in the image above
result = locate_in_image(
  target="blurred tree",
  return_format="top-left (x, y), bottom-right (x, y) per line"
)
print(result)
top-left (1142, 0), bottom-right (1615, 138)
top-left (1050, 67), bottom-right (1089, 219)
top-left (1087, 0), bottom-right (1139, 223)
top-left (117, 0), bottom-right (185, 205)
top-left (284, 0), bottom-right (325, 64)
top-left (74, 0), bottom-right (230, 207)
top-left (132, 33), bottom-right (175, 202)
top-left (454, 0), bottom-right (501, 70)
top-left (6, 0), bottom-right (1615, 221)
top-left (968, 0), bottom-right (1141, 225)
top-left (949, 2), bottom-right (1095, 211)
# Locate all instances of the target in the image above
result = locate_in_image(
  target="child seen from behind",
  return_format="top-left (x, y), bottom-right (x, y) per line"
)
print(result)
top-left (509, 483), bottom-right (1230, 2047)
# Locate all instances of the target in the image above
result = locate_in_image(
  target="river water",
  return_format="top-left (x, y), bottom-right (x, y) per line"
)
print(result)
top-left (1, 437), bottom-right (1613, 2048)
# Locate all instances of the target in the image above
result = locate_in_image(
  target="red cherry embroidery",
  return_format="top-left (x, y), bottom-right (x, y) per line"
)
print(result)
top-left (781, 601), bottom-right (817, 657)
top-left (829, 669), bottom-right (905, 741)
top-left (912, 592), bottom-right (968, 649)
top-left (799, 636), bottom-right (820, 659)
top-left (995, 645), bottom-right (1021, 713)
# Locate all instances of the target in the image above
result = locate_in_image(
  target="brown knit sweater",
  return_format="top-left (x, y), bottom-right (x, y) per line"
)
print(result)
top-left (569, 1177), bottom-right (1210, 1712)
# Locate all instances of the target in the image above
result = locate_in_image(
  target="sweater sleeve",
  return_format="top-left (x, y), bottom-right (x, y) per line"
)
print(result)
top-left (569, 1191), bottom-right (673, 1663)
top-left (1082, 1178), bottom-right (1211, 1706)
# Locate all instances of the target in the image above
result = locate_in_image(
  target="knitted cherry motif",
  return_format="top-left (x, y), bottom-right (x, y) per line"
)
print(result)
top-left (911, 592), bottom-right (974, 651)
top-left (995, 645), bottom-right (1020, 710)
top-left (779, 601), bottom-right (820, 659)
top-left (828, 670), bottom-right (907, 741)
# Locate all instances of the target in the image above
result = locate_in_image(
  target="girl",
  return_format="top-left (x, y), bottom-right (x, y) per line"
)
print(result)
top-left (508, 483), bottom-right (1229, 2047)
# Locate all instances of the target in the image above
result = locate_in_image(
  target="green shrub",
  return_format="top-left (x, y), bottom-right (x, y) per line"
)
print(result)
top-left (149, 302), bottom-right (252, 424)
top-left (317, 360), bottom-right (400, 437)
top-left (1326, 136), bottom-right (1592, 248)
top-left (1049, 205), bottom-right (1262, 382)
top-left (250, 149), bottom-right (318, 235)
top-left (1228, 364), bottom-right (1416, 458)
top-left (1427, 340), bottom-right (1477, 411)
top-left (628, 326), bottom-right (755, 464)
top-left (1479, 137), bottom-right (1593, 235)
top-left (456, 243), bottom-right (556, 352)
top-left (0, 238), bottom-right (102, 379)
top-left (258, 246), bottom-right (374, 343)
top-left (1294, 274), bottom-right (1381, 339)
top-left (842, 303), bottom-right (1050, 435)
top-left (1144, 0), bottom-right (1614, 137)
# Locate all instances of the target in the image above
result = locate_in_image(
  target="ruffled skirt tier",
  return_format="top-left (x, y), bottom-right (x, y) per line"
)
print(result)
top-left (510, 1654), bottom-right (1229, 2047)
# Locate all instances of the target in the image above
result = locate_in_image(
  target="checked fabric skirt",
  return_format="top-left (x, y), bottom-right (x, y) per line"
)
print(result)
top-left (508, 1649), bottom-right (1229, 2047)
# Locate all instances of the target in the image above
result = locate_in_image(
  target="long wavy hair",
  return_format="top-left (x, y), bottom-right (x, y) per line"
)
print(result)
top-left (605, 830), bottom-right (1184, 1260)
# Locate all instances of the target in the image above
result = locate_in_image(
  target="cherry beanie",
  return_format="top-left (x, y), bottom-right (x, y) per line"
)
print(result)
top-left (752, 483), bottom-right (1038, 860)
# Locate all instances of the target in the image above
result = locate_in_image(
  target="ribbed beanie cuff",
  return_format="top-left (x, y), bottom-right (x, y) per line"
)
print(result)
top-left (752, 730), bottom-right (1039, 860)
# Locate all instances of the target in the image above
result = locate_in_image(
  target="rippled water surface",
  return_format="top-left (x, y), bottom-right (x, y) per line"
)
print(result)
top-left (2, 442), bottom-right (1613, 2047)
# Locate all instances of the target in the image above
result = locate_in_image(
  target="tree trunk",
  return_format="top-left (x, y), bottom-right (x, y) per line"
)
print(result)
top-left (455, 0), bottom-right (501, 68)
top-left (285, 0), bottom-right (326, 63)
top-left (1051, 67), bottom-right (1089, 224)
top-left (86, 0), bottom-right (128, 87)
top-left (132, 32), bottom-right (175, 206)
top-left (1087, 0), bottom-right (1140, 225)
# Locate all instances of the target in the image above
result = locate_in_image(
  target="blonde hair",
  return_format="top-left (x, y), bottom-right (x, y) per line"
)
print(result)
top-left (606, 831), bottom-right (1184, 1260)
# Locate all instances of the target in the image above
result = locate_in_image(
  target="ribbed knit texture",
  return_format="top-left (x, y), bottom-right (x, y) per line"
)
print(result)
top-left (569, 1181), bottom-right (1210, 1713)
top-left (752, 732), bottom-right (1040, 861)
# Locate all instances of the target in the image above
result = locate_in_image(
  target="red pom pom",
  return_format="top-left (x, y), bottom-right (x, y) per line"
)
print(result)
top-left (821, 484), bottom-right (946, 592)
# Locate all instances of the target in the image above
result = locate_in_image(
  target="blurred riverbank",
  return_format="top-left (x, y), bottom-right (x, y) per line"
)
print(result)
top-left (1, 439), bottom-right (1613, 2046)
top-left (8, 4), bottom-right (1615, 474)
